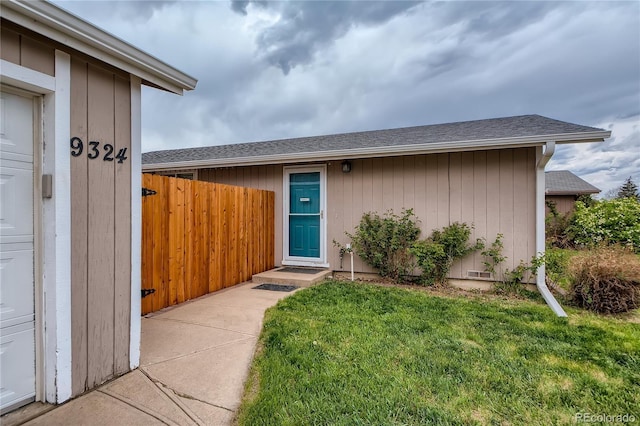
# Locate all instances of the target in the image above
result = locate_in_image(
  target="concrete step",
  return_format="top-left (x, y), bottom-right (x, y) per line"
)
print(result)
top-left (252, 267), bottom-right (332, 288)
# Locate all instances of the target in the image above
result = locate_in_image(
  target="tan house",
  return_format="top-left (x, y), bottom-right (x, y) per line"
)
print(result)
top-left (0, 0), bottom-right (196, 413)
top-left (545, 170), bottom-right (600, 215)
top-left (143, 115), bottom-right (611, 317)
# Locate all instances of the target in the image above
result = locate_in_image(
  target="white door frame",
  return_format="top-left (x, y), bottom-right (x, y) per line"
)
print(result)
top-left (282, 165), bottom-right (328, 267)
top-left (1, 54), bottom-right (73, 404)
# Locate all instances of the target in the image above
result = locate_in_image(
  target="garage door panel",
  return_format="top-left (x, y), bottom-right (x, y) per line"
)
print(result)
top-left (0, 247), bottom-right (35, 328)
top-left (0, 163), bottom-right (34, 240)
top-left (0, 90), bottom-right (36, 413)
top-left (0, 151), bottom-right (33, 164)
top-left (0, 92), bottom-right (33, 158)
top-left (0, 325), bottom-right (36, 410)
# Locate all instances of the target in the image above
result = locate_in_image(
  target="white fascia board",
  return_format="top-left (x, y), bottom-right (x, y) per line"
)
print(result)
top-left (142, 130), bottom-right (611, 172)
top-left (1, 0), bottom-right (197, 95)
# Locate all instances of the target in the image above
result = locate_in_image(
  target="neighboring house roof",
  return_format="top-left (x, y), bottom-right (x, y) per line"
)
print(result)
top-left (142, 114), bottom-right (610, 170)
top-left (1, 0), bottom-right (197, 94)
top-left (545, 170), bottom-right (600, 195)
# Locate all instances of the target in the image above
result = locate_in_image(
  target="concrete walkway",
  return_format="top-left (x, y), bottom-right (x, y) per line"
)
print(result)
top-left (13, 281), bottom-right (296, 426)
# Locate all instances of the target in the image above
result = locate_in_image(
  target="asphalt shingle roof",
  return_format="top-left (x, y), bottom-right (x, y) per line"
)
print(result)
top-left (545, 170), bottom-right (600, 195)
top-left (142, 114), bottom-right (605, 165)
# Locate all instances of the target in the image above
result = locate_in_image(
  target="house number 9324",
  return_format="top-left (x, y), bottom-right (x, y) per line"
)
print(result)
top-left (70, 137), bottom-right (128, 163)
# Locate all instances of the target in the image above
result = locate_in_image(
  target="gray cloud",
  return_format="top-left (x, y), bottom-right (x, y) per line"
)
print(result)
top-left (53, 0), bottom-right (640, 192)
top-left (435, 1), bottom-right (559, 40)
top-left (232, 0), bottom-right (422, 74)
top-left (230, 0), bottom-right (250, 15)
top-left (549, 114), bottom-right (640, 195)
top-left (230, 0), bottom-right (268, 15)
top-left (58, 0), bottom-right (178, 23)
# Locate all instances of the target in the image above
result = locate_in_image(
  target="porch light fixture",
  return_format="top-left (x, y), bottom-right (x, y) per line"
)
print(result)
top-left (341, 160), bottom-right (352, 173)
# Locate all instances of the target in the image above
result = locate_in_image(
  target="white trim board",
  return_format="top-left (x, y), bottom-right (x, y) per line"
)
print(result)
top-left (32, 93), bottom-right (45, 406)
top-left (1, 60), bottom-right (55, 93)
top-left (129, 76), bottom-right (142, 370)
top-left (42, 50), bottom-right (73, 403)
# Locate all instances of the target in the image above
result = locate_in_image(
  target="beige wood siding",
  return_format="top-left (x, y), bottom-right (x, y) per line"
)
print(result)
top-left (546, 195), bottom-right (577, 215)
top-left (328, 149), bottom-right (537, 278)
top-left (193, 147), bottom-right (537, 278)
top-left (70, 58), bottom-right (132, 395)
top-left (1, 23), bottom-right (55, 76)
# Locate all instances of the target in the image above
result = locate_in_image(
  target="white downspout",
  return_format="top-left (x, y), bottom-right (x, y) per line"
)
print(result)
top-left (536, 141), bottom-right (567, 317)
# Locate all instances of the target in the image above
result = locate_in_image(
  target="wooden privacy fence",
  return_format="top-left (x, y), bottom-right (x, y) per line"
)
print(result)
top-left (141, 174), bottom-right (275, 315)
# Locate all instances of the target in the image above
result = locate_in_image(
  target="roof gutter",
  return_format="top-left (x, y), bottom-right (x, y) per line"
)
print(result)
top-left (1, 0), bottom-right (197, 94)
top-left (536, 141), bottom-right (567, 317)
top-left (142, 130), bottom-right (610, 171)
top-left (546, 190), bottom-right (600, 196)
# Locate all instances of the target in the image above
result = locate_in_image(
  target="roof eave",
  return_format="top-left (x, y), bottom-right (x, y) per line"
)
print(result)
top-left (142, 130), bottom-right (611, 171)
top-left (546, 190), bottom-right (601, 195)
top-left (1, 0), bottom-right (197, 94)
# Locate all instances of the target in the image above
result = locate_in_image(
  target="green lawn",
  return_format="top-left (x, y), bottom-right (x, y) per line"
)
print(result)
top-left (237, 281), bottom-right (640, 425)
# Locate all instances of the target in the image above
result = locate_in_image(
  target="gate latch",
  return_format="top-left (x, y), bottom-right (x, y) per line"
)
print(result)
top-left (141, 288), bottom-right (156, 298)
top-left (142, 187), bottom-right (157, 197)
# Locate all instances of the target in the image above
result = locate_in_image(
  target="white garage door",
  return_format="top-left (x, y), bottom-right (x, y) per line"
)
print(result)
top-left (0, 90), bottom-right (36, 413)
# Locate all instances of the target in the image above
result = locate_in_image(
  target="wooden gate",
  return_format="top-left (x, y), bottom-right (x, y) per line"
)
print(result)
top-left (141, 174), bottom-right (275, 314)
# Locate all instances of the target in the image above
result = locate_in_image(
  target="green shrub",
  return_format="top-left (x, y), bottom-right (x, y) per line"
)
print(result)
top-left (545, 201), bottom-right (574, 248)
top-left (411, 240), bottom-right (447, 285)
top-left (569, 246), bottom-right (640, 314)
top-left (481, 233), bottom-right (505, 277)
top-left (576, 194), bottom-right (597, 207)
top-left (411, 222), bottom-right (484, 285)
top-left (568, 198), bottom-right (640, 252)
top-left (494, 254), bottom-right (544, 294)
top-left (544, 247), bottom-right (577, 290)
top-left (347, 209), bottom-right (421, 282)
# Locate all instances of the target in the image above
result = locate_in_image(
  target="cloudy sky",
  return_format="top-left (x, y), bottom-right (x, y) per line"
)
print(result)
top-left (53, 0), bottom-right (639, 195)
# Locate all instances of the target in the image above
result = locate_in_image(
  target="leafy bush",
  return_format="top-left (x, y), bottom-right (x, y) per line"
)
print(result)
top-left (481, 233), bottom-right (505, 277)
top-left (411, 240), bottom-right (447, 285)
top-left (568, 198), bottom-right (640, 252)
top-left (576, 194), bottom-right (597, 207)
top-left (411, 222), bottom-right (484, 285)
top-left (569, 246), bottom-right (640, 314)
top-left (489, 254), bottom-right (545, 297)
top-left (544, 247), bottom-right (576, 291)
top-left (545, 201), bottom-right (574, 248)
top-left (347, 209), bottom-right (421, 282)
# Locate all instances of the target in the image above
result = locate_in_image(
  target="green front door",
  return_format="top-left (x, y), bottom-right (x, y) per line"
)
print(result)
top-left (289, 172), bottom-right (320, 258)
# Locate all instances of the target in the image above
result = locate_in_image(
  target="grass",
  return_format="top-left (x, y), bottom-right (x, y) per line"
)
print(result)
top-left (237, 280), bottom-right (640, 425)
top-left (545, 247), bottom-right (582, 291)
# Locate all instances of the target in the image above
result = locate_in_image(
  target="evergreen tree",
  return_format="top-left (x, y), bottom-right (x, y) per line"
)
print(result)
top-left (616, 176), bottom-right (640, 201)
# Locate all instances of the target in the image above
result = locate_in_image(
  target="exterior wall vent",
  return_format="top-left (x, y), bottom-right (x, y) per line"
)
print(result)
top-left (467, 270), bottom-right (492, 280)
